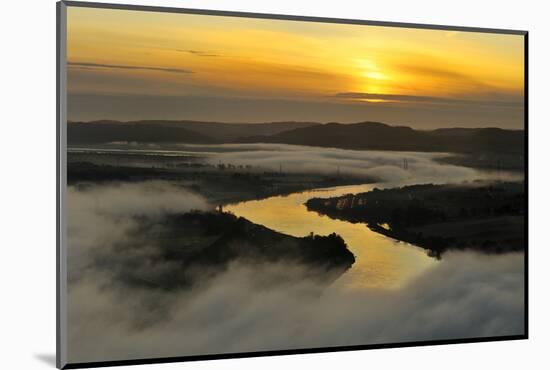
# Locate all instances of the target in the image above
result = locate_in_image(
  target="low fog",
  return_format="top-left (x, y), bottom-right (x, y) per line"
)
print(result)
top-left (73, 142), bottom-right (522, 185)
top-left (67, 182), bottom-right (524, 363)
top-left (67, 182), bottom-right (211, 282)
top-left (175, 143), bottom-right (520, 184)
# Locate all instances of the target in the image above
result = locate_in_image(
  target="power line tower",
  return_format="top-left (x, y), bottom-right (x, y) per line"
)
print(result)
top-left (403, 158), bottom-right (409, 170)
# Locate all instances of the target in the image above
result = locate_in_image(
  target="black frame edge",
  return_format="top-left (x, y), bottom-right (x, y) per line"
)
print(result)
top-left (57, 1), bottom-right (529, 369)
top-left (523, 32), bottom-right (529, 339)
top-left (62, 334), bottom-right (527, 369)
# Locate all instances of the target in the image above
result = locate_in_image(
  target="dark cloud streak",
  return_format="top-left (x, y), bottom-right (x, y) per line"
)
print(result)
top-left (68, 61), bottom-right (194, 74)
top-left (398, 64), bottom-right (473, 80)
top-left (333, 92), bottom-right (524, 108)
top-left (177, 49), bottom-right (220, 57)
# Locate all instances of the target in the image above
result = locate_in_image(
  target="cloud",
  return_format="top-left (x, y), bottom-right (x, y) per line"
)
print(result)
top-left (68, 248), bottom-right (524, 362)
top-left (333, 92), bottom-right (524, 108)
top-left (68, 61), bottom-right (194, 74)
top-left (176, 143), bottom-right (521, 184)
top-left (177, 49), bottom-right (220, 57)
top-left (67, 181), bottom-right (211, 281)
top-left (68, 181), bottom-right (209, 218)
top-left (397, 64), bottom-right (473, 80)
top-left (66, 180), bottom-right (524, 363)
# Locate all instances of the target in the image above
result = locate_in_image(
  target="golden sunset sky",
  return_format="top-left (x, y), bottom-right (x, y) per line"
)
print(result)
top-left (66, 6), bottom-right (525, 128)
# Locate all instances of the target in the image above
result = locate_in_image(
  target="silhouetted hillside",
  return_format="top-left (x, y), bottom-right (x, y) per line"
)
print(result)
top-left (237, 122), bottom-right (524, 155)
top-left (68, 120), bottom-right (524, 156)
top-left (68, 120), bottom-right (319, 144)
top-left (103, 211), bottom-right (355, 290)
top-left (171, 120), bottom-right (319, 141)
top-left (306, 182), bottom-right (525, 256)
top-left (68, 122), bottom-right (214, 144)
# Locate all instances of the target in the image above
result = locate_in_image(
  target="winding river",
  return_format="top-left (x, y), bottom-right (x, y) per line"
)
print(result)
top-left (225, 183), bottom-right (438, 291)
top-left (71, 145), bottom-right (509, 291)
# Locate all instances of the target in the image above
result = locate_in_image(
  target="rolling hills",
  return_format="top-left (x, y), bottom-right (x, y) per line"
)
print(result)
top-left (237, 121), bottom-right (524, 154)
top-left (67, 120), bottom-right (524, 156)
top-left (67, 120), bottom-right (318, 144)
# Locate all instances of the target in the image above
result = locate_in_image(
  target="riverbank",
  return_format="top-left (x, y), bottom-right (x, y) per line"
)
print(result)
top-left (67, 154), bottom-right (362, 289)
top-left (305, 182), bottom-right (524, 257)
top-left (90, 210), bottom-right (355, 291)
top-left (68, 155), bottom-right (372, 205)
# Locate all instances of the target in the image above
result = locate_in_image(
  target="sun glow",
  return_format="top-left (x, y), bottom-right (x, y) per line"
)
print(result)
top-left (361, 99), bottom-right (390, 103)
top-left (364, 71), bottom-right (388, 80)
top-left (67, 6), bottom-right (524, 125)
top-left (357, 59), bottom-right (390, 81)
top-left (357, 83), bottom-right (389, 95)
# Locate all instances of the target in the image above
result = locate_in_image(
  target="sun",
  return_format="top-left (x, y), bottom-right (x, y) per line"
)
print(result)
top-left (356, 58), bottom-right (390, 80)
top-left (353, 58), bottom-right (392, 96)
top-left (361, 98), bottom-right (387, 103)
top-left (363, 70), bottom-right (388, 80)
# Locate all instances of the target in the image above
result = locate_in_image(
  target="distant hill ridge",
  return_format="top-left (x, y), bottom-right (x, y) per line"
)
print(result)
top-left (67, 120), bottom-right (524, 154)
top-left (237, 121), bottom-right (524, 154)
top-left (68, 120), bottom-right (319, 143)
top-left (68, 122), bottom-right (215, 144)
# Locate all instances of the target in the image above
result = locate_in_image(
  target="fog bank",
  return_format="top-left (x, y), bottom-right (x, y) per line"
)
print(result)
top-left (197, 143), bottom-right (520, 184)
top-left (67, 182), bottom-right (524, 363)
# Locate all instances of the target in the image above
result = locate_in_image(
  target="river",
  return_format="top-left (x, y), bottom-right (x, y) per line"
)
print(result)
top-left (69, 145), bottom-right (508, 291)
top-left (225, 183), bottom-right (438, 291)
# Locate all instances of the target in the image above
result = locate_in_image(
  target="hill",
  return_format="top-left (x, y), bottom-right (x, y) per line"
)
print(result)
top-left (101, 210), bottom-right (355, 290)
top-left (237, 121), bottom-right (524, 155)
top-left (306, 182), bottom-right (525, 256)
top-left (67, 120), bottom-right (525, 165)
top-left (67, 120), bottom-right (319, 144)
top-left (68, 121), bottom-right (214, 144)
top-left (167, 120), bottom-right (319, 141)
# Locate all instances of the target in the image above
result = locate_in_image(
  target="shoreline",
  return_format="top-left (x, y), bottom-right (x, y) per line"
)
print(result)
top-left (305, 182), bottom-right (525, 257)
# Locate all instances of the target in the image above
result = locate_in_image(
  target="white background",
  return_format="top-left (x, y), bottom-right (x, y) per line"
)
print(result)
top-left (1, 0), bottom-right (548, 369)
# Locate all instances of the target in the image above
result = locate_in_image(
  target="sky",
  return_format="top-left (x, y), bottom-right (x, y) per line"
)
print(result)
top-left (66, 6), bottom-right (525, 129)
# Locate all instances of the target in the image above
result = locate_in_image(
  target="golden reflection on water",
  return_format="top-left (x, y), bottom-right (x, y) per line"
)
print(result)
top-left (225, 184), bottom-right (438, 291)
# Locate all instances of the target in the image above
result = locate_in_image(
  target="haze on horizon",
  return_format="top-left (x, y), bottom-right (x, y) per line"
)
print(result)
top-left (67, 7), bottom-right (525, 129)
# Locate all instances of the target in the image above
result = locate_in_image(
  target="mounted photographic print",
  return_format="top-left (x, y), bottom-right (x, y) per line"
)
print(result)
top-left (56, 1), bottom-right (528, 368)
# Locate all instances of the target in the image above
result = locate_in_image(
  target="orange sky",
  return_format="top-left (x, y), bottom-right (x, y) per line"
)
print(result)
top-left (66, 6), bottom-right (525, 128)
